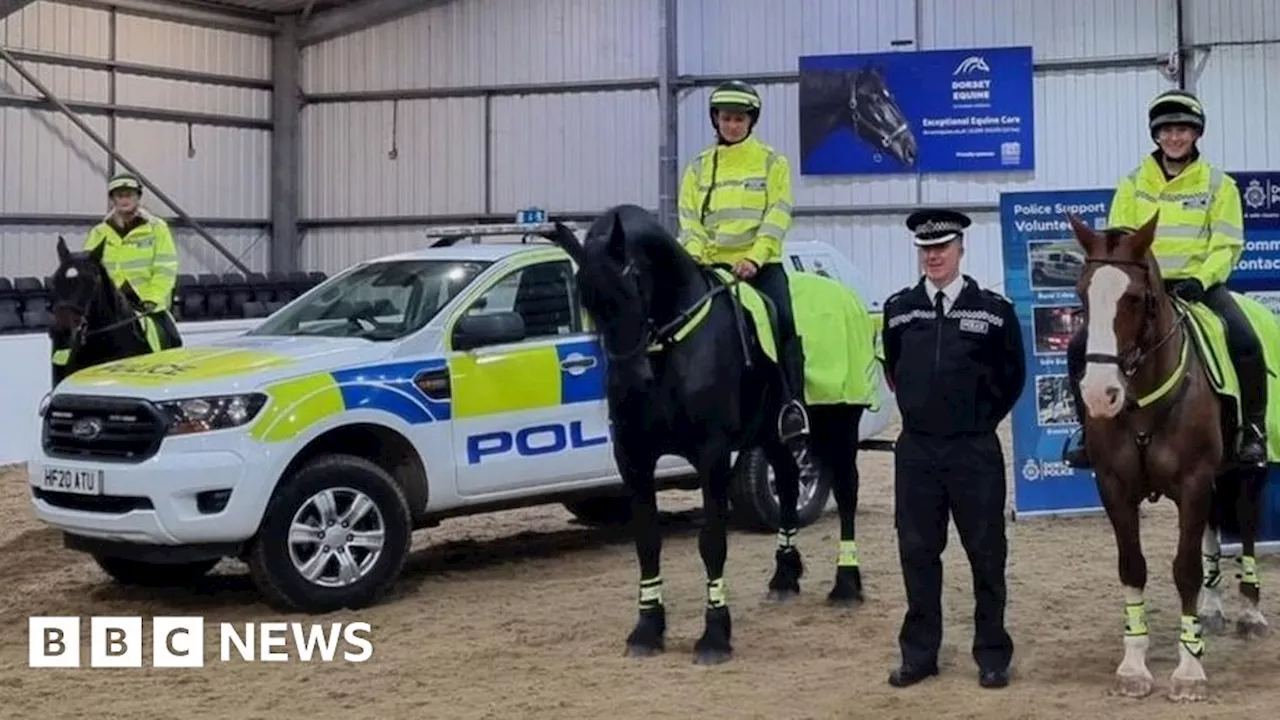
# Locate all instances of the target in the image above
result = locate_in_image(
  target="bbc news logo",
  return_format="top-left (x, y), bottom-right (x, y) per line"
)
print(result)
top-left (29, 616), bottom-right (374, 667)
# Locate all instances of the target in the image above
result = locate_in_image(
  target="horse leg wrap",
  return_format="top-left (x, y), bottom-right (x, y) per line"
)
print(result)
top-left (1237, 555), bottom-right (1260, 588)
top-left (777, 527), bottom-right (798, 550)
top-left (1202, 552), bottom-right (1222, 589)
top-left (638, 575), bottom-right (663, 610)
top-left (706, 577), bottom-right (728, 610)
top-left (1179, 614), bottom-right (1205, 659)
top-left (837, 540), bottom-right (860, 568)
top-left (1124, 601), bottom-right (1149, 637)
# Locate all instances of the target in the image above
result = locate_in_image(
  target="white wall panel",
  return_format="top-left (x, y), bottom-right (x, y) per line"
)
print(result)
top-left (0, 225), bottom-right (267, 278)
top-left (115, 76), bottom-right (270, 119)
top-left (921, 0), bottom-right (1176, 59)
top-left (115, 120), bottom-right (270, 219)
top-left (299, 98), bottom-right (487, 219)
top-left (299, 227), bottom-right (429, 276)
top-left (115, 15), bottom-right (270, 80)
top-left (1, 2), bottom-right (110, 56)
top-left (0, 109), bottom-right (109, 215)
top-left (792, 213), bottom-right (1004, 305)
top-left (300, 0), bottom-right (659, 93)
top-left (678, 0), bottom-right (913, 75)
top-left (1192, 44), bottom-right (1280, 172)
top-left (1184, 0), bottom-right (1280, 44)
top-left (490, 90), bottom-right (658, 212)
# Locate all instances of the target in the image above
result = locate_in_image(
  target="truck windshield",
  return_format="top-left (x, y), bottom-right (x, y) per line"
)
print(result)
top-left (248, 259), bottom-right (491, 341)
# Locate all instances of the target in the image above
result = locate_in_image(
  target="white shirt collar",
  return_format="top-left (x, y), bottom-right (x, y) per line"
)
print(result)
top-left (924, 275), bottom-right (963, 305)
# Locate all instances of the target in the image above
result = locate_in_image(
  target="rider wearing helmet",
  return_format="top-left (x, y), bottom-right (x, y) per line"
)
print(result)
top-left (1063, 89), bottom-right (1260, 468)
top-left (677, 80), bottom-right (813, 481)
top-left (84, 172), bottom-right (182, 350)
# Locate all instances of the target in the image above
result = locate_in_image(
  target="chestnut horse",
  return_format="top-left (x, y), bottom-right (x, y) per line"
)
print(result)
top-left (1067, 212), bottom-right (1269, 702)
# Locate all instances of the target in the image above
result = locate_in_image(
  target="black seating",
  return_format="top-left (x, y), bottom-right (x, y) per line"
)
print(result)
top-left (200, 274), bottom-right (229, 319)
top-left (22, 307), bottom-right (51, 329)
top-left (0, 308), bottom-right (22, 333)
top-left (241, 300), bottom-right (269, 318)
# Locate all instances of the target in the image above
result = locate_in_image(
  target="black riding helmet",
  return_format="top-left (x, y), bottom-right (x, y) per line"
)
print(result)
top-left (1148, 89), bottom-right (1205, 140)
top-left (708, 80), bottom-right (762, 136)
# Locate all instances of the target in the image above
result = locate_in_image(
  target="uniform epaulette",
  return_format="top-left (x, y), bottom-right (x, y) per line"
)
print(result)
top-left (884, 288), bottom-right (910, 308)
top-left (979, 287), bottom-right (1013, 307)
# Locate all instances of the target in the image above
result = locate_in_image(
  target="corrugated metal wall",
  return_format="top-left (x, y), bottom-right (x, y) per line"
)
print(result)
top-left (297, 0), bottom-right (661, 273)
top-left (0, 1), bottom-right (271, 277)
top-left (297, 0), bottom-right (1280, 301)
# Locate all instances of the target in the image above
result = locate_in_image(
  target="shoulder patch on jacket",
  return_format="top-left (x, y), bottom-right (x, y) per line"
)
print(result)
top-left (981, 288), bottom-right (1013, 307)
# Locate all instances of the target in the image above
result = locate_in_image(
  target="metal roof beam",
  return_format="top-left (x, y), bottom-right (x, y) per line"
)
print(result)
top-left (299, 0), bottom-right (442, 46)
top-left (58, 0), bottom-right (278, 36)
top-left (1, 1), bottom-right (38, 20)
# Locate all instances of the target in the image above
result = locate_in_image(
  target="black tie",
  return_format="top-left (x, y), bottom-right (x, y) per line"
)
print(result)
top-left (934, 290), bottom-right (946, 317)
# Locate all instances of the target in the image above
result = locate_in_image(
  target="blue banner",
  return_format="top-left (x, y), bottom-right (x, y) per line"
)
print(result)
top-left (1001, 175), bottom-right (1280, 546)
top-left (797, 45), bottom-right (1035, 176)
top-left (1000, 188), bottom-right (1111, 517)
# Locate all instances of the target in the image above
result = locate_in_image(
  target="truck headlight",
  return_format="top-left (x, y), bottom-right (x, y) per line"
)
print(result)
top-left (159, 393), bottom-right (267, 436)
top-left (37, 392), bottom-right (51, 417)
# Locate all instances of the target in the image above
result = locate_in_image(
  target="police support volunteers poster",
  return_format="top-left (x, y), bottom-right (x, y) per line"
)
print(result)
top-left (797, 45), bottom-right (1034, 176)
top-left (999, 189), bottom-right (1110, 518)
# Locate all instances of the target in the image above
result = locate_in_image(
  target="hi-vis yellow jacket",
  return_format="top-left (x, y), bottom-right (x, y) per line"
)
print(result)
top-left (677, 135), bottom-right (794, 268)
top-left (1108, 153), bottom-right (1245, 288)
top-left (84, 209), bottom-right (180, 310)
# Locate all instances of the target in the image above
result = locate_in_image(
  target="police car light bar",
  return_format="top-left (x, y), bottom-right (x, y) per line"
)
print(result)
top-left (424, 221), bottom-right (583, 248)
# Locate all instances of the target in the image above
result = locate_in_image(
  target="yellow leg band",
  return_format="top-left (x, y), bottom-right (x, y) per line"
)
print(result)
top-left (837, 540), bottom-right (860, 567)
top-left (638, 575), bottom-right (663, 609)
top-left (1239, 555), bottom-right (1260, 588)
top-left (706, 577), bottom-right (727, 609)
top-left (1124, 601), bottom-right (1148, 637)
top-left (777, 527), bottom-right (797, 549)
top-left (1180, 614), bottom-right (1205, 658)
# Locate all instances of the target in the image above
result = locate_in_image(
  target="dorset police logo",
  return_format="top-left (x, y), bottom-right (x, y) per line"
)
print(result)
top-left (1022, 458), bottom-right (1041, 481)
top-left (1244, 179), bottom-right (1267, 210)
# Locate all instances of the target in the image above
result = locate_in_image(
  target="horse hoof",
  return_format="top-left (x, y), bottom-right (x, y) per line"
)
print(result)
top-left (1111, 673), bottom-right (1154, 698)
top-left (1168, 678), bottom-right (1209, 703)
top-left (826, 592), bottom-right (863, 608)
top-left (1201, 611), bottom-right (1227, 634)
top-left (693, 646), bottom-right (732, 665)
top-left (625, 642), bottom-right (663, 659)
top-left (1236, 618), bottom-right (1271, 640)
top-left (765, 588), bottom-right (800, 603)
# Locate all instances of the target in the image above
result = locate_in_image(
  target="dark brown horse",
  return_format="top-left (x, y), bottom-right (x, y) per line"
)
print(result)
top-left (1067, 212), bottom-right (1269, 702)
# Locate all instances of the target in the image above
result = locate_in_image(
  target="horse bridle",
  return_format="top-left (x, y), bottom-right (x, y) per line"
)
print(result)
top-left (1081, 257), bottom-right (1186, 382)
top-left (53, 268), bottom-right (152, 354)
top-left (597, 261), bottom-right (732, 364)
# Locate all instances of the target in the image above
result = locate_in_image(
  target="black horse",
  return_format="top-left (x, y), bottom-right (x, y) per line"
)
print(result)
top-left (49, 235), bottom-right (182, 386)
top-left (542, 205), bottom-right (872, 665)
top-left (799, 66), bottom-right (917, 169)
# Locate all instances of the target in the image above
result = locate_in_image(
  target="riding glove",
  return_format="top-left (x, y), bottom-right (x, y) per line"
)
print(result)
top-left (1171, 279), bottom-right (1205, 303)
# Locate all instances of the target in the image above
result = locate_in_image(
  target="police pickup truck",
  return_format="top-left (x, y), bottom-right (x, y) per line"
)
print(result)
top-left (29, 222), bottom-right (892, 613)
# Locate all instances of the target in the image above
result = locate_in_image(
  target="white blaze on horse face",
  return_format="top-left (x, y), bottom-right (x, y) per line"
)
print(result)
top-left (1081, 265), bottom-right (1130, 418)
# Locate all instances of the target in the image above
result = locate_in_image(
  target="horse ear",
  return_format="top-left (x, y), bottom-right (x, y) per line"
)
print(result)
top-left (55, 235), bottom-right (71, 264)
top-left (540, 222), bottom-right (585, 264)
top-left (1066, 213), bottom-right (1099, 254)
top-left (605, 213), bottom-right (628, 263)
top-left (88, 241), bottom-right (106, 264)
top-left (1130, 210), bottom-right (1159, 257)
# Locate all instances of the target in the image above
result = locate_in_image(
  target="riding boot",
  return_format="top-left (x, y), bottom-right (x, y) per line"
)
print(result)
top-left (1235, 352), bottom-right (1268, 467)
top-left (777, 341), bottom-right (811, 442)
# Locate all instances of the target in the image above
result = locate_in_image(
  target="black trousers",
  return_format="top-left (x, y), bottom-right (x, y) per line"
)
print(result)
top-left (894, 430), bottom-right (1012, 671)
top-left (747, 262), bottom-right (802, 394)
top-left (1066, 281), bottom-right (1264, 422)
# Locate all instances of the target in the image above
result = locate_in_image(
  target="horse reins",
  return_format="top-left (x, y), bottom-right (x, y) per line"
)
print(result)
top-left (599, 261), bottom-right (734, 364)
top-left (1081, 257), bottom-right (1188, 387)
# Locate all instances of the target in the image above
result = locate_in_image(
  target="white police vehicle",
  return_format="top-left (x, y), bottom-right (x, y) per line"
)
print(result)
top-left (29, 219), bottom-right (893, 613)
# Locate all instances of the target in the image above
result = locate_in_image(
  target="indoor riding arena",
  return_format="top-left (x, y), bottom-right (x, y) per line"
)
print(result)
top-left (2, 1), bottom-right (1280, 719)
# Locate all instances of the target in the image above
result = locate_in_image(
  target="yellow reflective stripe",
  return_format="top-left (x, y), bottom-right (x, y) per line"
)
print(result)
top-left (1136, 335), bottom-right (1188, 407)
top-left (704, 208), bottom-right (763, 224)
top-left (710, 229), bottom-right (756, 246)
top-left (250, 372), bottom-right (345, 443)
top-left (758, 222), bottom-right (788, 239)
top-left (1159, 226), bottom-right (1208, 239)
top-left (710, 89), bottom-right (759, 108)
top-left (698, 177), bottom-right (768, 191)
top-left (448, 346), bottom-right (561, 419)
top-left (1211, 220), bottom-right (1242, 239)
top-left (678, 208), bottom-right (701, 220)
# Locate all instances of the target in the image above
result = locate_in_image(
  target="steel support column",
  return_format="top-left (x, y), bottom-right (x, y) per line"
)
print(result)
top-left (270, 16), bottom-right (302, 274)
top-left (656, 0), bottom-right (678, 234)
top-left (0, 46), bottom-right (251, 274)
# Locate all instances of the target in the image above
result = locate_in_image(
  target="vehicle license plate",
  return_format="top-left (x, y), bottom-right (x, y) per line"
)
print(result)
top-left (42, 466), bottom-right (104, 495)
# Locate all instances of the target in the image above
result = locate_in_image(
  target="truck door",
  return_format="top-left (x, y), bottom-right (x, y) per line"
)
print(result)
top-left (446, 257), bottom-right (613, 497)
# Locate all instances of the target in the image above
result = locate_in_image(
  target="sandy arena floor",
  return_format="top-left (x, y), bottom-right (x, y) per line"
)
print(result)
top-left (1, 416), bottom-right (1278, 720)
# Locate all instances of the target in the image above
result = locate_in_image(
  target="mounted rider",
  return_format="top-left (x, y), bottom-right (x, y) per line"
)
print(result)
top-left (1063, 89), bottom-right (1259, 468)
top-left (84, 172), bottom-right (182, 351)
top-left (676, 80), bottom-right (812, 471)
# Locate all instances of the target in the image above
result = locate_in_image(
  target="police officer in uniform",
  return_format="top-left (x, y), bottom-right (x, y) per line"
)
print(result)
top-left (881, 209), bottom-right (1026, 690)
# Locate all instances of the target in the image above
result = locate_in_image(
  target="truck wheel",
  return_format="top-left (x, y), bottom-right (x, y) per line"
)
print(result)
top-left (563, 495), bottom-right (632, 525)
top-left (93, 556), bottom-right (219, 587)
top-left (729, 447), bottom-right (832, 532)
top-left (249, 454), bottom-right (412, 613)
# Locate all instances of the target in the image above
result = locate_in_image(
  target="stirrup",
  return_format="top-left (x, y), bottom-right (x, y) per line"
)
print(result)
top-left (778, 400), bottom-right (810, 442)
